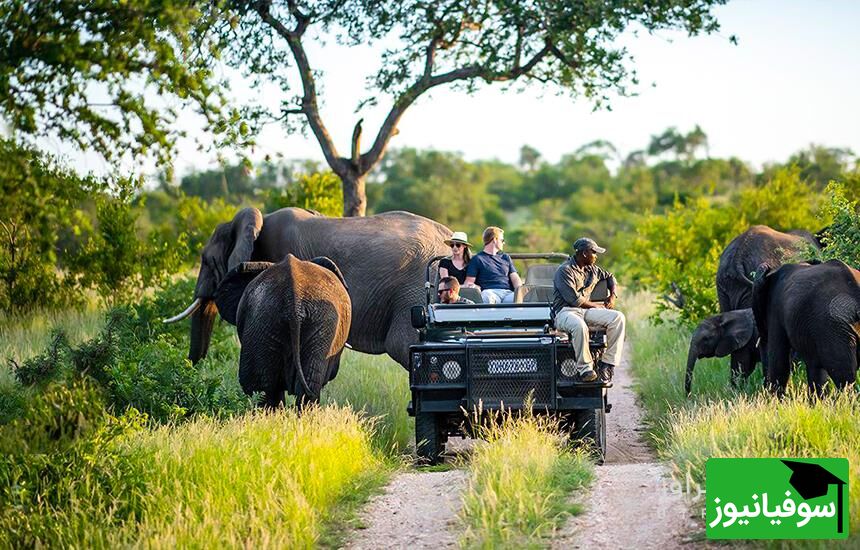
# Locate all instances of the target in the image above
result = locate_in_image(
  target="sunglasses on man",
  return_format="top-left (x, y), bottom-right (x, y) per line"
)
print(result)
top-left (437, 287), bottom-right (453, 296)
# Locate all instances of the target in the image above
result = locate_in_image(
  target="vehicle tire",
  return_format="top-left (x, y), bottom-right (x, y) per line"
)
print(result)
top-left (415, 412), bottom-right (445, 465)
top-left (572, 407), bottom-right (606, 465)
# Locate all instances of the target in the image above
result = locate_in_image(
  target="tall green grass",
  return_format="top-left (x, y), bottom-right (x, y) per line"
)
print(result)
top-left (324, 350), bottom-right (412, 454)
top-left (0, 386), bottom-right (391, 548)
top-left (459, 411), bottom-right (594, 548)
top-left (627, 292), bottom-right (860, 547)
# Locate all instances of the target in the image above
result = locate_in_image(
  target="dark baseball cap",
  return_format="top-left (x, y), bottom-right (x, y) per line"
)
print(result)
top-left (573, 237), bottom-right (606, 254)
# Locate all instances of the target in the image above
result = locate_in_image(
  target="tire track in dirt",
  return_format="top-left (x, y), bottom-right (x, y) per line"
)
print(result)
top-left (552, 347), bottom-right (701, 549)
top-left (344, 469), bottom-right (468, 549)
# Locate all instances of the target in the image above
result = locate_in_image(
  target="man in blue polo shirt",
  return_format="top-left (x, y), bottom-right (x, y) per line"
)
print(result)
top-left (464, 226), bottom-right (523, 303)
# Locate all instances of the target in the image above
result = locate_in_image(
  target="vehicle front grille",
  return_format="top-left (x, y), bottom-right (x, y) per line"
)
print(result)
top-left (469, 346), bottom-right (553, 409)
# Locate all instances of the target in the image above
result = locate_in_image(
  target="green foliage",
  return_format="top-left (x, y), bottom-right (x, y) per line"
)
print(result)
top-left (0, 381), bottom-right (150, 549)
top-left (264, 170), bottom-right (344, 217)
top-left (0, 0), bottom-right (223, 167)
top-left (374, 148), bottom-right (504, 237)
top-left (0, 139), bottom-right (100, 313)
top-left (9, 331), bottom-right (69, 387)
top-left (623, 166), bottom-right (822, 325)
top-left (819, 182), bottom-right (860, 268)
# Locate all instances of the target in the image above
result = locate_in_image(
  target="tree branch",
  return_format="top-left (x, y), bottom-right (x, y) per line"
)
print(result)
top-left (360, 42), bottom-right (552, 171)
top-left (255, 1), bottom-right (344, 173)
top-left (351, 118), bottom-right (363, 168)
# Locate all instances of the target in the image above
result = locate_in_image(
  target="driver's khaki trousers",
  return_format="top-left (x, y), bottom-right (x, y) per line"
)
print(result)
top-left (555, 307), bottom-right (626, 368)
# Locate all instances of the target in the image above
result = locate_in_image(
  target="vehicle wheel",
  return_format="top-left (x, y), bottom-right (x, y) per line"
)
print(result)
top-left (415, 412), bottom-right (445, 465)
top-left (572, 407), bottom-right (606, 464)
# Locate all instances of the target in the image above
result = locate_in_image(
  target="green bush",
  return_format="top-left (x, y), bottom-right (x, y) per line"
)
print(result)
top-left (265, 170), bottom-right (344, 217)
top-left (622, 166), bottom-right (822, 326)
top-left (0, 381), bottom-right (150, 549)
top-left (819, 182), bottom-right (860, 268)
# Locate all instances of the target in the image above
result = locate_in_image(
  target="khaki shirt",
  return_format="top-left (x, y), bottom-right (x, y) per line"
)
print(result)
top-left (552, 259), bottom-right (616, 313)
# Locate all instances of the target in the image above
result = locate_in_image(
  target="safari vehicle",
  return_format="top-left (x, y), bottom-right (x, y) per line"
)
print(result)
top-left (407, 253), bottom-right (612, 465)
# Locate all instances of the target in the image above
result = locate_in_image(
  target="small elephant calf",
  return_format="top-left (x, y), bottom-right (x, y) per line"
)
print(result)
top-left (685, 309), bottom-right (758, 395)
top-left (215, 254), bottom-right (352, 408)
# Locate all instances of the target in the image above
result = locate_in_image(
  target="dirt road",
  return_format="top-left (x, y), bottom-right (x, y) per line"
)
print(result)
top-left (552, 350), bottom-right (701, 549)
top-left (344, 347), bottom-right (701, 550)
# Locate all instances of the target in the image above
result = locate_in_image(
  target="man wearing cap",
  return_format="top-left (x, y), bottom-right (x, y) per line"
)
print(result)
top-left (553, 237), bottom-right (625, 383)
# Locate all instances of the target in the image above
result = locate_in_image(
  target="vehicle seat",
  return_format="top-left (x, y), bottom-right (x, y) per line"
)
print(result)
top-left (514, 285), bottom-right (554, 303)
top-left (459, 287), bottom-right (483, 304)
top-left (525, 263), bottom-right (561, 285)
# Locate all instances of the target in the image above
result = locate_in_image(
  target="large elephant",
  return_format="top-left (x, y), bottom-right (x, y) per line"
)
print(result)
top-left (715, 225), bottom-right (820, 379)
top-left (214, 255), bottom-right (351, 407)
top-left (164, 207), bottom-right (450, 368)
top-left (684, 309), bottom-right (757, 395)
top-left (752, 259), bottom-right (860, 396)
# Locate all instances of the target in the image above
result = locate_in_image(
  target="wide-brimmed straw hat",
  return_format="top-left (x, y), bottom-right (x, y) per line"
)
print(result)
top-left (444, 231), bottom-right (473, 247)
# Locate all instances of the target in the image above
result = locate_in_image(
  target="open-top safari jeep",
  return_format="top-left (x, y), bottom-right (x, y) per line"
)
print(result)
top-left (407, 253), bottom-right (612, 465)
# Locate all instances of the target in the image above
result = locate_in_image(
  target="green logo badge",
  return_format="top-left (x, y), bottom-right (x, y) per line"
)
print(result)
top-left (706, 458), bottom-right (848, 539)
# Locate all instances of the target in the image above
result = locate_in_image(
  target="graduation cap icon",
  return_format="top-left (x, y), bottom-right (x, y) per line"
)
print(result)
top-left (781, 460), bottom-right (847, 534)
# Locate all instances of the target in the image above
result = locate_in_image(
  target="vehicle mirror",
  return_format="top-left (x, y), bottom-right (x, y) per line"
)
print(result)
top-left (411, 305), bottom-right (427, 329)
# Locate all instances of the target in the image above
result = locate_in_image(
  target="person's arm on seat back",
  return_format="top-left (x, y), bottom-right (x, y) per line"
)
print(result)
top-left (556, 264), bottom-right (603, 309)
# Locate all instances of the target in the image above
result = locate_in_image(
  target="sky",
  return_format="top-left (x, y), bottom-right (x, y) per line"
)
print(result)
top-left (50, 0), bottom-right (860, 179)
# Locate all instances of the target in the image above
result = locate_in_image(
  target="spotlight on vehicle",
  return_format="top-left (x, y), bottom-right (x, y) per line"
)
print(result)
top-left (442, 360), bottom-right (461, 380)
top-left (560, 358), bottom-right (578, 377)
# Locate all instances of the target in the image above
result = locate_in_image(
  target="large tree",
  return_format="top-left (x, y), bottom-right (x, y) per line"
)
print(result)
top-left (1, 0), bottom-right (729, 216)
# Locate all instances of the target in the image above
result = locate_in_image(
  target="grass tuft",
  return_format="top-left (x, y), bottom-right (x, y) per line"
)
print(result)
top-left (459, 410), bottom-right (594, 548)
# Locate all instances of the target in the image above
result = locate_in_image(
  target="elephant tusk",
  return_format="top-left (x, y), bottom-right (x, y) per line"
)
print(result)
top-left (163, 298), bottom-right (202, 324)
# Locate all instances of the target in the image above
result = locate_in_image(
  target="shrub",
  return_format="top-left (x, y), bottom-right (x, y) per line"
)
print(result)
top-left (0, 381), bottom-right (150, 549)
top-left (265, 170), bottom-right (344, 217)
top-left (9, 331), bottom-right (69, 387)
top-left (623, 166), bottom-right (822, 326)
top-left (819, 182), bottom-right (860, 268)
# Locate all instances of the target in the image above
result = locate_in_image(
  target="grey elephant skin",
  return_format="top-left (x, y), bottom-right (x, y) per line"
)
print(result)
top-left (215, 255), bottom-right (352, 407)
top-left (752, 259), bottom-right (860, 396)
top-left (685, 309), bottom-right (757, 395)
top-left (178, 207), bottom-right (450, 368)
top-left (715, 225), bottom-right (820, 381)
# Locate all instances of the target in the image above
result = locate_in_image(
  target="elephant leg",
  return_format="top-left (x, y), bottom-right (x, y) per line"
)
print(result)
top-left (765, 328), bottom-right (791, 397)
top-left (385, 309), bottom-right (419, 369)
top-left (803, 359), bottom-right (829, 400)
top-left (263, 390), bottom-right (285, 410)
top-left (826, 343), bottom-right (859, 391)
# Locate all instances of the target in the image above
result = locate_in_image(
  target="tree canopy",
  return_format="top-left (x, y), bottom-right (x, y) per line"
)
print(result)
top-left (1, 0), bottom-right (729, 215)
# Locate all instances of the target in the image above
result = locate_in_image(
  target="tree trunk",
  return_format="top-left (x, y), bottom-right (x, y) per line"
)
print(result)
top-left (341, 171), bottom-right (367, 217)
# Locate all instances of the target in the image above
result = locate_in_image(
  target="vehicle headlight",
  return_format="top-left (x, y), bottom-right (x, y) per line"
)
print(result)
top-left (442, 360), bottom-right (462, 380)
top-left (560, 358), bottom-right (578, 377)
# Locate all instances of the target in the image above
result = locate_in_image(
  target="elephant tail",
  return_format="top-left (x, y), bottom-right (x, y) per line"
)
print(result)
top-left (289, 316), bottom-right (317, 401)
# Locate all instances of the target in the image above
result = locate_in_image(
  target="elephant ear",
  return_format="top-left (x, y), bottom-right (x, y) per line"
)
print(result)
top-left (310, 256), bottom-right (349, 292)
top-left (715, 310), bottom-right (756, 357)
top-left (214, 262), bottom-right (275, 325)
top-left (227, 208), bottom-right (264, 271)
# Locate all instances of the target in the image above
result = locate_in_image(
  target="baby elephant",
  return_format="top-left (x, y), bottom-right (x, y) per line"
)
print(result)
top-left (215, 254), bottom-right (351, 408)
top-left (685, 309), bottom-right (758, 395)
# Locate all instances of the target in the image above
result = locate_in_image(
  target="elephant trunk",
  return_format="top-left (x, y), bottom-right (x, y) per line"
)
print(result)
top-left (189, 299), bottom-right (218, 365)
top-left (684, 340), bottom-right (700, 396)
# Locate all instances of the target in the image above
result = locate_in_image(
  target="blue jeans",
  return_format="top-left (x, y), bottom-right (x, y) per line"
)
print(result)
top-left (481, 288), bottom-right (514, 304)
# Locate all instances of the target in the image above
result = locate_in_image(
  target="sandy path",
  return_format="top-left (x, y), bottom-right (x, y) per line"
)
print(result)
top-left (552, 348), bottom-right (701, 549)
top-left (344, 469), bottom-right (468, 549)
